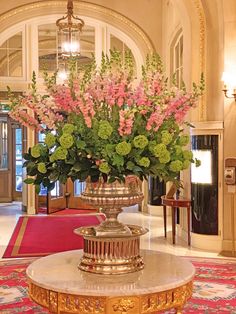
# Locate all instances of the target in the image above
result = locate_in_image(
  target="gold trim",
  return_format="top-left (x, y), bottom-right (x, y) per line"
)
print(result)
top-left (28, 280), bottom-right (193, 314)
top-left (11, 216), bottom-right (28, 256)
top-left (192, 0), bottom-right (206, 121)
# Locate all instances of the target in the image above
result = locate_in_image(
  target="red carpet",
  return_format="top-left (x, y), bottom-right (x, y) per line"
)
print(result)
top-left (3, 214), bottom-right (104, 258)
top-left (0, 257), bottom-right (235, 313)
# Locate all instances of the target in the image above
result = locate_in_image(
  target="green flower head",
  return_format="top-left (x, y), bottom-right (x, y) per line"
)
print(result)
top-left (59, 134), bottom-right (74, 149)
top-left (137, 157), bottom-right (150, 168)
top-left (178, 135), bottom-right (190, 146)
top-left (116, 141), bottom-right (131, 156)
top-left (175, 145), bottom-right (182, 156)
top-left (98, 120), bottom-right (113, 140)
top-left (148, 140), bottom-right (157, 154)
top-left (153, 143), bottom-right (167, 158)
top-left (62, 123), bottom-right (75, 134)
top-left (133, 135), bottom-right (149, 149)
top-left (182, 160), bottom-right (191, 169)
top-left (45, 133), bottom-right (56, 148)
top-left (169, 160), bottom-right (183, 172)
top-left (52, 147), bottom-right (68, 160)
top-left (31, 144), bottom-right (44, 158)
top-left (99, 162), bottom-right (111, 174)
top-left (37, 162), bottom-right (47, 174)
top-left (183, 150), bottom-right (193, 160)
top-left (161, 131), bottom-right (173, 145)
top-left (159, 151), bottom-right (170, 164)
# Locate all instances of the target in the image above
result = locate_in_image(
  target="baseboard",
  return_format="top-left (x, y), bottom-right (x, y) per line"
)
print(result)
top-left (221, 239), bottom-right (236, 252)
top-left (177, 225), bottom-right (222, 252)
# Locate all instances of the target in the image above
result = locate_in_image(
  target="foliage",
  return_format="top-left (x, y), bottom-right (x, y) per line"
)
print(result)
top-left (7, 50), bottom-right (203, 192)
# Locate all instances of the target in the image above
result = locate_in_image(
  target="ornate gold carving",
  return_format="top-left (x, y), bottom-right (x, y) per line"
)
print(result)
top-left (192, 0), bottom-right (206, 121)
top-left (49, 291), bottom-right (58, 313)
top-left (28, 279), bottom-right (193, 314)
top-left (58, 294), bottom-right (106, 313)
top-left (141, 281), bottom-right (193, 313)
top-left (109, 297), bottom-right (139, 314)
top-left (28, 282), bottom-right (49, 308)
top-left (112, 298), bottom-right (135, 312)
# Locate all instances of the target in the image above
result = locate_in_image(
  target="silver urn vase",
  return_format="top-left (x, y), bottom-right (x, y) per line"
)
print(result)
top-left (74, 176), bottom-right (148, 275)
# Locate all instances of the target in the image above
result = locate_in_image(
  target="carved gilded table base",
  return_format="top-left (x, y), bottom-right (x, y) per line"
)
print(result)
top-left (26, 250), bottom-right (195, 314)
top-left (28, 281), bottom-right (192, 314)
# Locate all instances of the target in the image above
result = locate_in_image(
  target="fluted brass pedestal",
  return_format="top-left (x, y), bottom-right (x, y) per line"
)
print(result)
top-left (76, 177), bottom-right (148, 274)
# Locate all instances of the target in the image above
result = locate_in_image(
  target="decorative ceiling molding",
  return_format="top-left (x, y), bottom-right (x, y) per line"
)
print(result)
top-left (0, 1), bottom-right (154, 58)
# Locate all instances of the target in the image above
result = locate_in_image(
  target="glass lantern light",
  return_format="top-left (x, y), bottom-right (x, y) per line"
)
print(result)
top-left (56, 0), bottom-right (84, 58)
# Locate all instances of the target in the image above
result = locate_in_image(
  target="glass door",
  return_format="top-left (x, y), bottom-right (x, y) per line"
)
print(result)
top-left (12, 126), bottom-right (23, 200)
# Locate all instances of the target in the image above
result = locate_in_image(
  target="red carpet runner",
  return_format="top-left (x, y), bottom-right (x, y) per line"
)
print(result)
top-left (0, 257), bottom-right (235, 313)
top-left (3, 214), bottom-right (104, 258)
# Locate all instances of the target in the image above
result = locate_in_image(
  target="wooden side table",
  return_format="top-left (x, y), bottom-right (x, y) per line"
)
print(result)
top-left (161, 196), bottom-right (192, 246)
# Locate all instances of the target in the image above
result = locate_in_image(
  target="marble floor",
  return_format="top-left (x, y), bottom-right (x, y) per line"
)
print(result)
top-left (0, 202), bottom-right (222, 260)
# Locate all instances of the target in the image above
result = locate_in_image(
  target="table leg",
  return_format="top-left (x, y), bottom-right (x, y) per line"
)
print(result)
top-left (172, 206), bottom-right (176, 244)
top-left (163, 205), bottom-right (167, 238)
top-left (187, 206), bottom-right (191, 246)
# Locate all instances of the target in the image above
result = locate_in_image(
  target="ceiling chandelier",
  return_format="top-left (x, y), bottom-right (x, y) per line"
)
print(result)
top-left (56, 0), bottom-right (84, 58)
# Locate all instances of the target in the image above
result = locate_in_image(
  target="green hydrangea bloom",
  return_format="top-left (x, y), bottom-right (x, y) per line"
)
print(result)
top-left (31, 144), bottom-right (43, 158)
top-left (133, 135), bottom-right (149, 149)
top-left (148, 140), bottom-right (157, 154)
top-left (59, 134), bottom-right (74, 149)
top-left (169, 160), bottom-right (183, 172)
top-left (45, 133), bottom-right (56, 148)
top-left (37, 162), bottom-right (47, 174)
top-left (116, 141), bottom-right (131, 156)
top-left (183, 150), bottom-right (193, 160)
top-left (159, 151), bottom-right (170, 164)
top-left (153, 143), bottom-right (167, 157)
top-left (137, 157), bottom-right (150, 168)
top-left (62, 123), bottom-right (75, 134)
top-left (175, 145), bottom-right (182, 156)
top-left (98, 120), bottom-right (113, 139)
top-left (99, 162), bottom-right (111, 174)
top-left (161, 131), bottom-right (173, 145)
top-left (182, 160), bottom-right (191, 169)
top-left (178, 135), bottom-right (190, 146)
top-left (52, 147), bottom-right (68, 160)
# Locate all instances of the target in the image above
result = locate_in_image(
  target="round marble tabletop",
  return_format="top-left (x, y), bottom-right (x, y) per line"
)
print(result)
top-left (27, 249), bottom-right (195, 314)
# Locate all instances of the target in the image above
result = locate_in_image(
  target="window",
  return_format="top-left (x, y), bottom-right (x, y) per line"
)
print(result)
top-left (170, 31), bottom-right (183, 88)
top-left (15, 128), bottom-right (23, 192)
top-left (0, 32), bottom-right (23, 77)
top-left (0, 117), bottom-right (8, 169)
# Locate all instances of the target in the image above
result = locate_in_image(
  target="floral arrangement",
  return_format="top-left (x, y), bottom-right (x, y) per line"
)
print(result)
top-left (7, 50), bottom-right (204, 192)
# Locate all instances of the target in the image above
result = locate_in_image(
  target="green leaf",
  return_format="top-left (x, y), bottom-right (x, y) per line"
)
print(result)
top-left (133, 166), bottom-right (143, 172)
top-left (49, 170), bottom-right (59, 181)
top-left (108, 176), bottom-right (116, 184)
top-left (35, 184), bottom-right (41, 194)
top-left (126, 161), bottom-right (135, 170)
top-left (23, 153), bottom-right (31, 161)
top-left (112, 154), bottom-right (124, 167)
top-left (24, 178), bottom-right (35, 184)
top-left (47, 182), bottom-right (55, 192)
top-left (76, 140), bottom-right (86, 149)
top-left (73, 162), bottom-right (82, 171)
